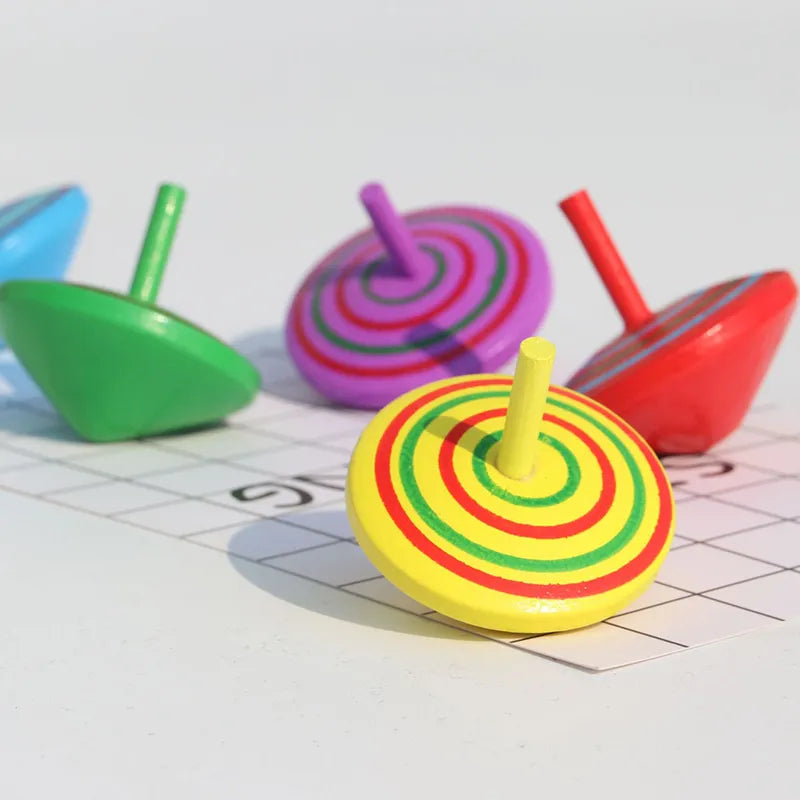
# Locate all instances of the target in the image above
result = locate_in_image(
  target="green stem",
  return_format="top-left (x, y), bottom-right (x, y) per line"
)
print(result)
top-left (129, 183), bottom-right (186, 304)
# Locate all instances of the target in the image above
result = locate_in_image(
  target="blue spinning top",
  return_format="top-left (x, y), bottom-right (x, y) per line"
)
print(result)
top-left (0, 185), bottom-right (88, 285)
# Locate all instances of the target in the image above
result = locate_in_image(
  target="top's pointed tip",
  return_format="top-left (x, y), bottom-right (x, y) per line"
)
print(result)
top-left (62, 184), bottom-right (90, 214)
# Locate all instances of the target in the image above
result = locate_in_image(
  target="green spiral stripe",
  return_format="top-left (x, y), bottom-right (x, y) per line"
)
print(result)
top-left (472, 430), bottom-right (581, 506)
top-left (310, 217), bottom-right (508, 355)
top-left (398, 391), bottom-right (645, 572)
top-left (360, 245), bottom-right (446, 305)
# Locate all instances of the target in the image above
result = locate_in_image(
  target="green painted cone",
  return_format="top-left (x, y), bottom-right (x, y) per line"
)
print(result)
top-left (0, 184), bottom-right (260, 442)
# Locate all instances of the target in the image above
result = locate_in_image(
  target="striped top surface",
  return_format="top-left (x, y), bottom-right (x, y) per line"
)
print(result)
top-left (568, 274), bottom-right (770, 393)
top-left (0, 187), bottom-right (71, 239)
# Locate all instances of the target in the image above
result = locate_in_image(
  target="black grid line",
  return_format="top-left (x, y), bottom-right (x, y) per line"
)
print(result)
top-left (0, 457), bottom-right (268, 523)
top-left (677, 483), bottom-right (800, 523)
top-left (603, 621), bottom-right (688, 648)
top-left (259, 538), bottom-right (360, 566)
top-left (1, 368), bottom-right (799, 672)
top-left (686, 517), bottom-right (794, 545)
top-left (666, 536), bottom-right (790, 570)
top-left (694, 539), bottom-right (800, 571)
top-left (610, 590), bottom-right (692, 619)
top-left (652, 570), bottom-right (790, 621)
top-left (0, 421), bottom-right (352, 526)
top-left (179, 496), bottom-right (350, 543)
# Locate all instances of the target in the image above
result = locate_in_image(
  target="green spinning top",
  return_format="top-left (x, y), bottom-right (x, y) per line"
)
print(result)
top-left (0, 183), bottom-right (260, 442)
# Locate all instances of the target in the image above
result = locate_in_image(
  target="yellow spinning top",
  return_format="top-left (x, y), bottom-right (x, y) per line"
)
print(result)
top-left (345, 336), bottom-right (676, 633)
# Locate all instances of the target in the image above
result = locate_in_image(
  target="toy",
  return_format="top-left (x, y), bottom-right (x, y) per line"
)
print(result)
top-left (0, 183), bottom-right (260, 442)
top-left (3, 351), bottom-right (800, 670)
top-left (561, 189), bottom-right (797, 454)
top-left (286, 182), bottom-right (552, 408)
top-left (0, 185), bottom-right (87, 285)
top-left (345, 336), bottom-right (675, 633)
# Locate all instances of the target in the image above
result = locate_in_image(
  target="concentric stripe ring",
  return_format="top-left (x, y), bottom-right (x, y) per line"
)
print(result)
top-left (330, 231), bottom-right (478, 337)
top-left (286, 205), bottom-right (551, 408)
top-left (346, 375), bottom-right (675, 632)
top-left (438, 408), bottom-right (617, 538)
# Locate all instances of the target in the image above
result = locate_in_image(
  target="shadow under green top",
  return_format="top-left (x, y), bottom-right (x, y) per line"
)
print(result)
top-left (0, 184), bottom-right (260, 442)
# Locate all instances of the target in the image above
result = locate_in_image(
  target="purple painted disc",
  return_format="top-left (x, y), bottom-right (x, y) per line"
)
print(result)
top-left (286, 202), bottom-right (552, 409)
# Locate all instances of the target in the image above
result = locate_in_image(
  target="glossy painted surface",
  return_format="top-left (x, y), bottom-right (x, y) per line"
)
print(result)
top-left (562, 189), bottom-right (798, 453)
top-left (568, 271), bottom-right (797, 453)
top-left (287, 183), bottom-right (552, 409)
top-left (0, 184), bottom-right (259, 441)
top-left (346, 342), bottom-right (675, 633)
top-left (0, 185), bottom-right (87, 285)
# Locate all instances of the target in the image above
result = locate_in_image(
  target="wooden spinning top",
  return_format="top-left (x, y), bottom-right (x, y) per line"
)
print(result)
top-left (0, 184), bottom-right (260, 442)
top-left (346, 337), bottom-right (675, 633)
top-left (286, 182), bottom-right (552, 409)
top-left (0, 185), bottom-right (88, 285)
top-left (561, 189), bottom-right (797, 454)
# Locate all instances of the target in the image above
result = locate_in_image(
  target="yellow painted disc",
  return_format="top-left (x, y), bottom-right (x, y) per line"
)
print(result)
top-left (346, 375), bottom-right (675, 633)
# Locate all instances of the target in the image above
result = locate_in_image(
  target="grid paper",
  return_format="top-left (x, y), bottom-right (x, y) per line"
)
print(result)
top-left (1, 344), bottom-right (799, 672)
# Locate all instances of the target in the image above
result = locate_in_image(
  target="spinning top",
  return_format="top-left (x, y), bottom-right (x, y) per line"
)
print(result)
top-left (0, 183), bottom-right (260, 442)
top-left (346, 337), bottom-right (675, 633)
top-left (561, 189), bottom-right (798, 454)
top-left (287, 182), bottom-right (552, 408)
top-left (0, 185), bottom-right (87, 284)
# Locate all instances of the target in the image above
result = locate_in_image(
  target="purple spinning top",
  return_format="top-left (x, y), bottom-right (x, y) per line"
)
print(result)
top-left (286, 183), bottom-right (552, 408)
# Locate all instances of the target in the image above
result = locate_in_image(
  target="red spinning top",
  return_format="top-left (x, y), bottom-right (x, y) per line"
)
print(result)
top-left (561, 189), bottom-right (797, 454)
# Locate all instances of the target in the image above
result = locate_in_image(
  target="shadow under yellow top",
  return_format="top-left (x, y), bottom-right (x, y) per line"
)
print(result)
top-left (345, 365), bottom-right (675, 634)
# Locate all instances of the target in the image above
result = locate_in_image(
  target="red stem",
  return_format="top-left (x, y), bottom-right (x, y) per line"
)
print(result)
top-left (560, 189), bottom-right (652, 332)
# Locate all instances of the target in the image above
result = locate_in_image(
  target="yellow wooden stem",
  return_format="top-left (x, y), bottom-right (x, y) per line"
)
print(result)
top-left (495, 337), bottom-right (556, 480)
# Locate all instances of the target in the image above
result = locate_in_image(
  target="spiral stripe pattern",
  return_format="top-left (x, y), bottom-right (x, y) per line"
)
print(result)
top-left (346, 377), bottom-right (675, 632)
top-left (287, 206), bottom-right (550, 408)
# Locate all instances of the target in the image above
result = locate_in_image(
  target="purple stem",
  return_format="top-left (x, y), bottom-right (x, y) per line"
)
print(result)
top-left (359, 182), bottom-right (422, 278)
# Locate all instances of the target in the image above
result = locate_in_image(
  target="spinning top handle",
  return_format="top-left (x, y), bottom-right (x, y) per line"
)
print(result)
top-left (560, 190), bottom-right (653, 332)
top-left (496, 337), bottom-right (556, 481)
top-left (129, 183), bottom-right (187, 304)
top-left (359, 183), bottom-right (424, 279)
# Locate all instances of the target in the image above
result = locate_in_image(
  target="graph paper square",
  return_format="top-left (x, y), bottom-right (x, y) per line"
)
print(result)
top-left (1, 349), bottom-right (798, 672)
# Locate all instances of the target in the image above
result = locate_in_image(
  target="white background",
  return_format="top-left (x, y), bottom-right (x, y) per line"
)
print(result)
top-left (2, 0), bottom-right (799, 390)
top-left (1, 1), bottom-right (799, 798)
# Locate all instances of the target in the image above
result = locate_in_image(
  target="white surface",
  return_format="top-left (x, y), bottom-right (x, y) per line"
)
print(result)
top-left (2, 1), bottom-right (800, 397)
top-left (4, 361), bottom-right (800, 674)
top-left (4, 487), bottom-right (800, 800)
top-left (1, 369), bottom-right (800, 798)
top-left (2, 0), bottom-right (800, 796)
